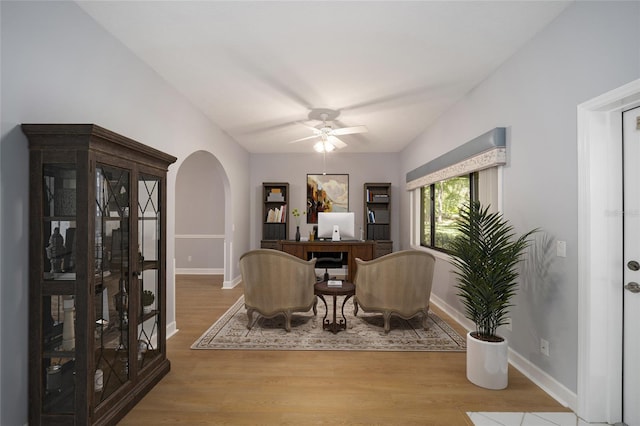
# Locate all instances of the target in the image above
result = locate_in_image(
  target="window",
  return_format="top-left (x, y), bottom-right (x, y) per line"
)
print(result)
top-left (420, 173), bottom-right (477, 252)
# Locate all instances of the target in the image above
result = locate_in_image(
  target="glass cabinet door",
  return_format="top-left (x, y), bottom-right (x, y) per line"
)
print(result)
top-left (137, 173), bottom-right (162, 368)
top-left (42, 164), bottom-right (77, 414)
top-left (93, 164), bottom-right (130, 406)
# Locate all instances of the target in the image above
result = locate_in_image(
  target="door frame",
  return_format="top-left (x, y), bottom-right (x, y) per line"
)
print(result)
top-left (577, 79), bottom-right (640, 424)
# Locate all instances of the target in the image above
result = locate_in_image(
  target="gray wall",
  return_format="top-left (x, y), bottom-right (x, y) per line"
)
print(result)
top-left (0, 2), bottom-right (250, 424)
top-left (176, 151), bottom-right (226, 271)
top-left (249, 153), bottom-right (400, 250)
top-left (399, 1), bottom-right (640, 394)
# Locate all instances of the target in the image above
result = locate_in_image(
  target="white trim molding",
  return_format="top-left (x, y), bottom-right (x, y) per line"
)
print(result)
top-left (175, 234), bottom-right (224, 239)
top-left (223, 274), bottom-right (241, 290)
top-left (577, 78), bottom-right (640, 424)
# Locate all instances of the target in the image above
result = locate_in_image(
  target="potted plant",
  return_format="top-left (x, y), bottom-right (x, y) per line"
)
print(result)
top-left (449, 201), bottom-right (536, 390)
top-left (291, 208), bottom-right (305, 241)
top-left (142, 289), bottom-right (155, 314)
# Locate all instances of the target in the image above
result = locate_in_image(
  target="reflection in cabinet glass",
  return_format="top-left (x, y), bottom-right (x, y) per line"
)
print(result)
top-left (24, 124), bottom-right (176, 425)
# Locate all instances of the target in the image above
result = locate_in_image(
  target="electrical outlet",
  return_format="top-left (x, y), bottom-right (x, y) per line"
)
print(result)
top-left (187, 255), bottom-right (192, 262)
top-left (540, 338), bottom-right (550, 356)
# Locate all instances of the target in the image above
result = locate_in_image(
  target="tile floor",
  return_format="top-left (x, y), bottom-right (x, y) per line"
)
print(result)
top-left (467, 412), bottom-right (618, 426)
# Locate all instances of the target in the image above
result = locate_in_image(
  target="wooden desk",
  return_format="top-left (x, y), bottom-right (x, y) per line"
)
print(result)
top-left (277, 240), bottom-right (376, 282)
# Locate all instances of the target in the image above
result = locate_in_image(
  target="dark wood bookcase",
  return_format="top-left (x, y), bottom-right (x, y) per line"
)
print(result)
top-left (23, 124), bottom-right (176, 425)
top-left (260, 182), bottom-right (289, 249)
top-left (364, 182), bottom-right (392, 257)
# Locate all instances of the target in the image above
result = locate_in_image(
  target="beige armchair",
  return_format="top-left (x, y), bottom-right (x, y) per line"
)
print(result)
top-left (354, 250), bottom-right (436, 333)
top-left (239, 249), bottom-right (318, 332)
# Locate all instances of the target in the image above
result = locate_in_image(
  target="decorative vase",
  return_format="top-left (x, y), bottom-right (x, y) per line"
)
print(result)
top-left (466, 331), bottom-right (508, 390)
top-left (295, 226), bottom-right (301, 241)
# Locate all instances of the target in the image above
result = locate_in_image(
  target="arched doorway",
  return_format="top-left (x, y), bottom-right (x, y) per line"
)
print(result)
top-left (175, 151), bottom-right (231, 281)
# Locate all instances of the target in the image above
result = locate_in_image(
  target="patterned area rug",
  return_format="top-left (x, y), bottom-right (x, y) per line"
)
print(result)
top-left (191, 295), bottom-right (466, 352)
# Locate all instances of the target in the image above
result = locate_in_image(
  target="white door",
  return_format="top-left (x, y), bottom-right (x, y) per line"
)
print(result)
top-left (623, 106), bottom-right (640, 426)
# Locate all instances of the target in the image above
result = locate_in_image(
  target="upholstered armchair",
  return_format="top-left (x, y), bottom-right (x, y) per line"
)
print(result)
top-left (239, 249), bottom-right (318, 332)
top-left (354, 250), bottom-right (436, 333)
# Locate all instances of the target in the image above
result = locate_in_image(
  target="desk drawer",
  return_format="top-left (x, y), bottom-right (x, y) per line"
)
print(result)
top-left (260, 240), bottom-right (279, 250)
top-left (375, 240), bottom-right (393, 258)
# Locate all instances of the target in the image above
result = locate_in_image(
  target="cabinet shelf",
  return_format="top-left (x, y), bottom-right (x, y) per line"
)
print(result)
top-left (42, 360), bottom-right (76, 414)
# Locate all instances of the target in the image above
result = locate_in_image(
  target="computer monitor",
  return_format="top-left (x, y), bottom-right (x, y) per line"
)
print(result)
top-left (317, 212), bottom-right (355, 241)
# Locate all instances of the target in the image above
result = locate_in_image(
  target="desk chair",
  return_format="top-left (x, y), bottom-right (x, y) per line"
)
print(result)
top-left (313, 252), bottom-right (344, 281)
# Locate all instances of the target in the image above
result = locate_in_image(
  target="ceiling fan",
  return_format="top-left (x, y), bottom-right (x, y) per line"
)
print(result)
top-left (289, 108), bottom-right (368, 152)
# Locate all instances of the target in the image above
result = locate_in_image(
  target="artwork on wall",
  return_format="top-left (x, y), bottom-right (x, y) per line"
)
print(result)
top-left (306, 174), bottom-right (349, 224)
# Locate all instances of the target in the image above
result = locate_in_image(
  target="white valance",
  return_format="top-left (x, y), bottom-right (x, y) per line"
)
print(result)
top-left (406, 128), bottom-right (506, 191)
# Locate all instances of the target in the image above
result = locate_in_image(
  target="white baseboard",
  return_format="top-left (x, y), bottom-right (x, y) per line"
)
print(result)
top-left (175, 267), bottom-right (223, 275)
top-left (167, 321), bottom-right (179, 340)
top-left (508, 347), bottom-right (576, 410)
top-left (430, 293), bottom-right (577, 410)
top-left (223, 275), bottom-right (241, 289)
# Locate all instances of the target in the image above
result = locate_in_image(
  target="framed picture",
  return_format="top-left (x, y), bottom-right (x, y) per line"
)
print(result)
top-left (306, 174), bottom-right (349, 223)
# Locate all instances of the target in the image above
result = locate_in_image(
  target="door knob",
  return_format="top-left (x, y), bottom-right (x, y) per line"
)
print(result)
top-left (625, 282), bottom-right (640, 293)
top-left (628, 260), bottom-right (640, 271)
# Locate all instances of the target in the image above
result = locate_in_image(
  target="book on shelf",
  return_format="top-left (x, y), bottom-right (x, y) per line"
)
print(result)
top-left (266, 205), bottom-right (287, 223)
top-left (372, 194), bottom-right (389, 202)
top-left (368, 209), bottom-right (375, 223)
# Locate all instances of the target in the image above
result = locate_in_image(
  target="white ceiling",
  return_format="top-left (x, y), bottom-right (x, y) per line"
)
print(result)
top-left (78, 1), bottom-right (571, 154)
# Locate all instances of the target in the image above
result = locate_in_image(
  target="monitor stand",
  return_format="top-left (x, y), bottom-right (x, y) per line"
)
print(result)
top-left (332, 225), bottom-right (341, 242)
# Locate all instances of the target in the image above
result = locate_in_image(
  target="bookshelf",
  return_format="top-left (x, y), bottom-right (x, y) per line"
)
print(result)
top-left (261, 182), bottom-right (289, 249)
top-left (364, 183), bottom-right (392, 257)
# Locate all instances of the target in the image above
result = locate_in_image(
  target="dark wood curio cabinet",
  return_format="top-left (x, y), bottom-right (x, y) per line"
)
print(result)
top-left (23, 124), bottom-right (176, 425)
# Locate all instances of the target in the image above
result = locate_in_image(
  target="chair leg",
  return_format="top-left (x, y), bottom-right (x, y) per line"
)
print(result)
top-left (283, 311), bottom-right (292, 332)
top-left (383, 311), bottom-right (392, 334)
top-left (246, 308), bottom-right (255, 330)
top-left (422, 310), bottom-right (429, 330)
top-left (313, 297), bottom-right (318, 316)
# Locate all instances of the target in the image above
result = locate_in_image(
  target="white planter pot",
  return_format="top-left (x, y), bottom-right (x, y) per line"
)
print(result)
top-left (466, 331), bottom-right (508, 390)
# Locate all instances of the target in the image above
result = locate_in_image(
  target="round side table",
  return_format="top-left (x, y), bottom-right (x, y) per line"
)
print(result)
top-left (314, 281), bottom-right (355, 334)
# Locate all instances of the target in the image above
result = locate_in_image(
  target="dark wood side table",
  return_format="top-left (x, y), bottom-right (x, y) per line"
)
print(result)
top-left (314, 281), bottom-right (355, 334)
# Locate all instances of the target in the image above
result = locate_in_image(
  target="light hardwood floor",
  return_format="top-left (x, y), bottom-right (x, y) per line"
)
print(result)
top-left (119, 275), bottom-right (570, 425)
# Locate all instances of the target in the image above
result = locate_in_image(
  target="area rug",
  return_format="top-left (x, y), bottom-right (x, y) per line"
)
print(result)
top-left (191, 295), bottom-right (466, 352)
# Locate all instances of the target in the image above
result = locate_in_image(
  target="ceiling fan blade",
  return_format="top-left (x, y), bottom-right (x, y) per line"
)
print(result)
top-left (331, 125), bottom-right (368, 136)
top-left (288, 134), bottom-right (319, 144)
top-left (296, 121), bottom-right (321, 133)
top-left (328, 136), bottom-right (348, 149)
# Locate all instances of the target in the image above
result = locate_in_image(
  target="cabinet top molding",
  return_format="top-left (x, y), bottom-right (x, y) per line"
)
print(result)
top-left (22, 123), bottom-right (177, 168)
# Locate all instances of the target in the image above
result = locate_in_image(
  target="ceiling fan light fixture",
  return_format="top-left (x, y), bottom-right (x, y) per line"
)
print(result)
top-left (314, 141), bottom-right (335, 152)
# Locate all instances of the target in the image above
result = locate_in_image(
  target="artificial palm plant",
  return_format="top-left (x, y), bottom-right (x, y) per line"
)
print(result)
top-left (450, 201), bottom-right (536, 342)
